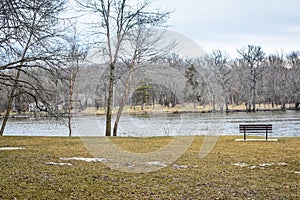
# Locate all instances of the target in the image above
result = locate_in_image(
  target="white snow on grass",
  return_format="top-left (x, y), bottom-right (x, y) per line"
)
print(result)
top-left (233, 163), bottom-right (249, 167)
top-left (143, 161), bottom-right (168, 167)
top-left (259, 163), bottom-right (273, 167)
top-left (51, 157), bottom-right (199, 170)
top-left (45, 162), bottom-right (72, 166)
top-left (233, 162), bottom-right (288, 169)
top-left (276, 162), bottom-right (288, 166)
top-left (0, 147), bottom-right (25, 150)
top-left (173, 164), bottom-right (189, 169)
top-left (60, 157), bottom-right (107, 162)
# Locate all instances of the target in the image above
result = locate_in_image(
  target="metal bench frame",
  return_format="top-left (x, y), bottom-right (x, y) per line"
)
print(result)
top-left (239, 124), bottom-right (272, 140)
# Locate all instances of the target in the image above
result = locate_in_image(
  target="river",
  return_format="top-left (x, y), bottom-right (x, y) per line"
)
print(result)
top-left (1, 110), bottom-right (299, 137)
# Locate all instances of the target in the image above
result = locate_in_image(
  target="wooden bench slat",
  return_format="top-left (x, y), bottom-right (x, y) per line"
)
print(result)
top-left (240, 125), bottom-right (272, 126)
top-left (240, 130), bottom-right (272, 131)
top-left (239, 127), bottom-right (272, 129)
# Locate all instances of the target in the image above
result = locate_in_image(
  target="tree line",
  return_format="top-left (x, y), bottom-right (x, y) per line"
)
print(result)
top-left (183, 47), bottom-right (300, 112)
top-left (1, 0), bottom-right (299, 137)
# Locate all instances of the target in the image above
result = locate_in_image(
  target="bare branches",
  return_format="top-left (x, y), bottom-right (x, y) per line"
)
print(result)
top-left (0, 0), bottom-right (69, 82)
top-left (0, 0), bottom-right (70, 135)
top-left (76, 0), bottom-right (171, 136)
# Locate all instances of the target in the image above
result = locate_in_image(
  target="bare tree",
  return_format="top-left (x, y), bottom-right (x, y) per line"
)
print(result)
top-left (264, 53), bottom-right (286, 109)
top-left (195, 56), bottom-right (220, 112)
top-left (77, 0), bottom-right (170, 136)
top-left (286, 51), bottom-right (300, 109)
top-left (0, 0), bottom-right (68, 136)
top-left (65, 28), bottom-right (88, 137)
top-left (111, 27), bottom-right (175, 136)
top-left (210, 50), bottom-right (232, 112)
top-left (237, 45), bottom-right (265, 112)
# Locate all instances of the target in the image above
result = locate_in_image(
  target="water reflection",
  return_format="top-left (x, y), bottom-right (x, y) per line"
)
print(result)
top-left (1, 110), bottom-right (299, 137)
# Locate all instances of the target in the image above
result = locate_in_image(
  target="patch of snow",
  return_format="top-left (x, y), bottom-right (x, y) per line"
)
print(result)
top-left (276, 162), bottom-right (288, 166)
top-left (234, 162), bottom-right (288, 169)
top-left (45, 162), bottom-right (72, 166)
top-left (248, 166), bottom-right (257, 170)
top-left (173, 164), bottom-right (189, 169)
top-left (0, 147), bottom-right (25, 150)
top-left (259, 163), bottom-right (273, 167)
top-left (60, 157), bottom-right (107, 162)
top-left (233, 163), bottom-right (249, 167)
top-left (259, 163), bottom-right (288, 167)
top-left (143, 161), bottom-right (167, 167)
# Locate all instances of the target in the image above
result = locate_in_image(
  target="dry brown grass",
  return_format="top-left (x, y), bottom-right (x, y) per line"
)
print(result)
top-left (0, 136), bottom-right (299, 199)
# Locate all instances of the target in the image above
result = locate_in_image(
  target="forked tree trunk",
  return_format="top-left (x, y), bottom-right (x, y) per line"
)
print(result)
top-left (113, 66), bottom-right (134, 136)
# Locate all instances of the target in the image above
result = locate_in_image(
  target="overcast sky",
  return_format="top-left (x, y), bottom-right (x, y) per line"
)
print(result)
top-left (70, 0), bottom-right (300, 58)
top-left (152, 0), bottom-right (300, 57)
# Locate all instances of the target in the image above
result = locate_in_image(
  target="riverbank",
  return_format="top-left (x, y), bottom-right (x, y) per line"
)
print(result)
top-left (90, 103), bottom-right (299, 116)
top-left (1, 103), bottom-right (298, 119)
top-left (0, 136), bottom-right (299, 199)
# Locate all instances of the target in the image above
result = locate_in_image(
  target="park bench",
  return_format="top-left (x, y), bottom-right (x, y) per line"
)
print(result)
top-left (239, 124), bottom-right (272, 141)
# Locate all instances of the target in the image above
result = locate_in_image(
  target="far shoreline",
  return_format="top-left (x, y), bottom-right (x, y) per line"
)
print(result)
top-left (0, 105), bottom-right (299, 119)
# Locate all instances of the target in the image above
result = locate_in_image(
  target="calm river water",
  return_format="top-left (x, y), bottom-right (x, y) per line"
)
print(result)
top-left (1, 110), bottom-right (299, 137)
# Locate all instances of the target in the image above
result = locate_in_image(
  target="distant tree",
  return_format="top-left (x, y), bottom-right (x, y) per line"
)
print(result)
top-left (210, 50), bottom-right (232, 112)
top-left (265, 53), bottom-right (286, 109)
top-left (194, 56), bottom-right (219, 112)
top-left (286, 51), bottom-right (300, 109)
top-left (237, 45), bottom-right (265, 112)
top-left (132, 79), bottom-right (153, 110)
top-left (185, 64), bottom-right (199, 108)
top-left (231, 59), bottom-right (250, 110)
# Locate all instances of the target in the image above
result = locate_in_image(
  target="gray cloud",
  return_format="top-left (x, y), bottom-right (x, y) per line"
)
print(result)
top-left (155, 0), bottom-right (300, 55)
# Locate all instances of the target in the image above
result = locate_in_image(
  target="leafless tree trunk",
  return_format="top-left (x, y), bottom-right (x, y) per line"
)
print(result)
top-left (1, 9), bottom-right (35, 135)
top-left (68, 71), bottom-right (74, 137)
top-left (0, 70), bottom-right (20, 136)
top-left (65, 29), bottom-right (88, 137)
top-left (113, 64), bottom-right (134, 136)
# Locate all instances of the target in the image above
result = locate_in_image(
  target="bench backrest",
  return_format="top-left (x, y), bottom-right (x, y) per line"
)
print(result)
top-left (239, 124), bottom-right (272, 133)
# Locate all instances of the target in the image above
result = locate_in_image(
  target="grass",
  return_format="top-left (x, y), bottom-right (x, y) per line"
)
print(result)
top-left (0, 136), bottom-right (299, 199)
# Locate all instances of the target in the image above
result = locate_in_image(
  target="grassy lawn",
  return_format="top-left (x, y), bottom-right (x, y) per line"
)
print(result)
top-left (0, 136), bottom-right (299, 199)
